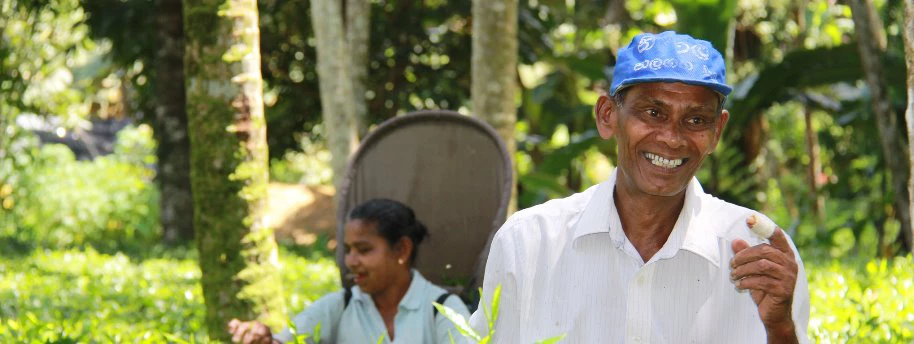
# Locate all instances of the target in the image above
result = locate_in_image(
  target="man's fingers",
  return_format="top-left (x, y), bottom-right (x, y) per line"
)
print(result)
top-left (767, 227), bottom-right (793, 254)
top-left (731, 239), bottom-right (750, 254)
top-left (731, 258), bottom-right (787, 282)
top-left (733, 275), bottom-right (793, 298)
top-left (730, 243), bottom-right (789, 268)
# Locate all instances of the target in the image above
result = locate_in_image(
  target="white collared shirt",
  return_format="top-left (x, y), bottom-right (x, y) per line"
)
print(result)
top-left (275, 270), bottom-right (470, 343)
top-left (469, 168), bottom-right (810, 343)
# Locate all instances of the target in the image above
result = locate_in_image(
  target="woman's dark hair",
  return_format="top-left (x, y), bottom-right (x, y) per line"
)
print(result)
top-left (349, 198), bottom-right (429, 265)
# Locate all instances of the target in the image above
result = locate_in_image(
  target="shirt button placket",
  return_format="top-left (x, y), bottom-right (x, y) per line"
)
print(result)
top-left (625, 264), bottom-right (654, 344)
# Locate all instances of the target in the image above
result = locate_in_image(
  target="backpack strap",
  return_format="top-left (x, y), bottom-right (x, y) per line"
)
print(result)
top-left (432, 293), bottom-right (452, 318)
top-left (343, 287), bottom-right (353, 309)
top-left (347, 289), bottom-right (452, 318)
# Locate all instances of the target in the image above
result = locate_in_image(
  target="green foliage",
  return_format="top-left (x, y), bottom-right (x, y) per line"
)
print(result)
top-left (1, 125), bottom-right (159, 252)
top-left (0, 247), bottom-right (340, 343)
top-left (0, 0), bottom-right (97, 120)
top-left (669, 0), bottom-right (737, 54)
top-left (807, 255), bottom-right (914, 343)
top-left (269, 126), bottom-right (333, 185)
top-left (1, 245), bottom-right (910, 342)
top-left (256, 0), bottom-right (473, 158)
top-left (0, 248), bottom-right (205, 342)
top-left (435, 285), bottom-right (566, 344)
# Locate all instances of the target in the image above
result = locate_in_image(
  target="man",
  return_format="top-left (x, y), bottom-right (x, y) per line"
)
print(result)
top-left (469, 31), bottom-right (810, 343)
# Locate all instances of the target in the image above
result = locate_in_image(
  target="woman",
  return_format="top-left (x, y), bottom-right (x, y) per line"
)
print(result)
top-left (228, 198), bottom-right (470, 343)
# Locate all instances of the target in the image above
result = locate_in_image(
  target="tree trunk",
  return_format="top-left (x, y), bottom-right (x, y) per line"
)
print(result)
top-left (604, 0), bottom-right (632, 28)
top-left (904, 0), bottom-right (914, 253)
top-left (803, 104), bottom-right (825, 231)
top-left (850, 0), bottom-right (913, 255)
top-left (472, 0), bottom-right (518, 213)
top-left (183, 0), bottom-right (285, 339)
top-left (155, 0), bottom-right (194, 245)
top-left (311, 0), bottom-right (358, 193)
top-left (347, 0), bottom-right (371, 137)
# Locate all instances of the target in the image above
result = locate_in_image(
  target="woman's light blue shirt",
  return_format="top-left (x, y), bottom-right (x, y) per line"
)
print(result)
top-left (275, 270), bottom-right (470, 343)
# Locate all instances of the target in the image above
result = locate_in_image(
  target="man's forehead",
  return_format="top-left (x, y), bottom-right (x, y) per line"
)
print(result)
top-left (621, 82), bottom-right (723, 104)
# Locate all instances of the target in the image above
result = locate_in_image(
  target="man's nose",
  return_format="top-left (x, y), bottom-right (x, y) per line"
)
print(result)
top-left (657, 123), bottom-right (686, 149)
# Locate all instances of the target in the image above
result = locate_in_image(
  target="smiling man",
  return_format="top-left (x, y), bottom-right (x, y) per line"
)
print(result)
top-left (469, 31), bottom-right (810, 343)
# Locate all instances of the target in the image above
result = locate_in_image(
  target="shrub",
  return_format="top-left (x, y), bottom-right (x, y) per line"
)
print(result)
top-left (1, 124), bottom-right (159, 252)
top-left (0, 247), bottom-right (340, 343)
top-left (807, 254), bottom-right (914, 343)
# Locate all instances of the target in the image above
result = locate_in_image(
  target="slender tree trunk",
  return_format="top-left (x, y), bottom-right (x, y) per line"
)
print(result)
top-left (850, 0), bottom-right (913, 253)
top-left (347, 0), bottom-right (371, 137)
top-left (604, 0), bottom-right (632, 27)
top-left (472, 0), bottom-right (518, 213)
top-left (311, 0), bottom-right (358, 193)
top-left (183, 0), bottom-right (285, 339)
top-left (904, 0), bottom-right (914, 253)
top-left (803, 104), bottom-right (825, 231)
top-left (156, 0), bottom-right (194, 245)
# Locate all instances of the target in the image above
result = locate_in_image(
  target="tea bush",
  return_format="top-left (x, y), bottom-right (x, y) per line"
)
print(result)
top-left (807, 255), bottom-right (914, 343)
top-left (0, 247), bottom-right (340, 343)
top-left (0, 125), bottom-right (159, 252)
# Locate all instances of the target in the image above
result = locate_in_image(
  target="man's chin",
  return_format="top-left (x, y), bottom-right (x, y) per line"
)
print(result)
top-left (638, 180), bottom-right (689, 197)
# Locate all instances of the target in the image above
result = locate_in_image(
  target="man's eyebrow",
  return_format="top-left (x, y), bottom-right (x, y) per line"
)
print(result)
top-left (628, 98), bottom-right (670, 108)
top-left (635, 97), bottom-right (716, 112)
top-left (685, 103), bottom-right (718, 112)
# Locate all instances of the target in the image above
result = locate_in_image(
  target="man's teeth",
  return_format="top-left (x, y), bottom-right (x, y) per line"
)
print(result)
top-left (644, 152), bottom-right (683, 168)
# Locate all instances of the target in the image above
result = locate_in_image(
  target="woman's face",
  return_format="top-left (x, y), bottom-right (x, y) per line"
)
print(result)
top-left (343, 219), bottom-right (409, 295)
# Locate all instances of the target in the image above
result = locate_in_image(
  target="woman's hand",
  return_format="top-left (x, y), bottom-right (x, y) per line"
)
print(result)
top-left (227, 319), bottom-right (279, 344)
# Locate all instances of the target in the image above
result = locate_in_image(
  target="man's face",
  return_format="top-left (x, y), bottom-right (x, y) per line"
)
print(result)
top-left (595, 82), bottom-right (729, 197)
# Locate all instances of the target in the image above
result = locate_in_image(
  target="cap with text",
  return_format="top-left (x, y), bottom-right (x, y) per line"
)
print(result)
top-left (610, 31), bottom-right (731, 97)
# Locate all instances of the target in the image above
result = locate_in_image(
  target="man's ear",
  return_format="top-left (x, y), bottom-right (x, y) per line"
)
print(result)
top-left (709, 109), bottom-right (730, 152)
top-left (595, 95), bottom-right (616, 139)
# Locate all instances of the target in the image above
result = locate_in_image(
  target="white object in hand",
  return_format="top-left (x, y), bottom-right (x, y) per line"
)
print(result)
top-left (746, 214), bottom-right (776, 239)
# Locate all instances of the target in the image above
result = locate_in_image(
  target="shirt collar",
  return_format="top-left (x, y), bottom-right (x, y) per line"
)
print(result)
top-left (351, 269), bottom-right (429, 311)
top-left (572, 168), bottom-right (722, 267)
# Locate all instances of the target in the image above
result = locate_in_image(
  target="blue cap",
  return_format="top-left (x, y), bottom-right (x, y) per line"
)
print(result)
top-left (610, 31), bottom-right (731, 97)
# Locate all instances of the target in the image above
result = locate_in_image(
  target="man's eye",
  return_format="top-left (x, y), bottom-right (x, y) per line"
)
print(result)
top-left (647, 109), bottom-right (660, 117)
top-left (687, 117), bottom-right (712, 126)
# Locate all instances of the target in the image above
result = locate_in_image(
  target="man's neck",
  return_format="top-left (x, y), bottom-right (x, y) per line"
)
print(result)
top-left (613, 182), bottom-right (686, 263)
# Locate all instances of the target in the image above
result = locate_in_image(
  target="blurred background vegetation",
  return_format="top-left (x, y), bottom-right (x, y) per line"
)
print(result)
top-left (1, 0), bottom-right (913, 342)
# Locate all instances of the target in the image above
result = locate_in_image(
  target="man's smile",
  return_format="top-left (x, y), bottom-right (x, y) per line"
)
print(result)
top-left (642, 152), bottom-right (688, 169)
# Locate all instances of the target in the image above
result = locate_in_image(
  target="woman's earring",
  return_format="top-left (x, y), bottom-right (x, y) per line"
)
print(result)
top-left (398, 258), bottom-right (405, 265)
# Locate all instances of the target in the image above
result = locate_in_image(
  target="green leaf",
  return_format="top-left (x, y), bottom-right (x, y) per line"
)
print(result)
top-left (162, 333), bottom-right (191, 344)
top-left (490, 284), bottom-right (502, 333)
top-left (433, 302), bottom-right (482, 341)
top-left (535, 334), bottom-right (567, 344)
top-left (312, 322), bottom-right (322, 343)
top-left (536, 130), bottom-right (599, 176)
top-left (519, 172), bottom-right (571, 197)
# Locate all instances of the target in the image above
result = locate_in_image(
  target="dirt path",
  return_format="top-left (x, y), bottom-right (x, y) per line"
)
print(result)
top-left (266, 183), bottom-right (337, 246)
